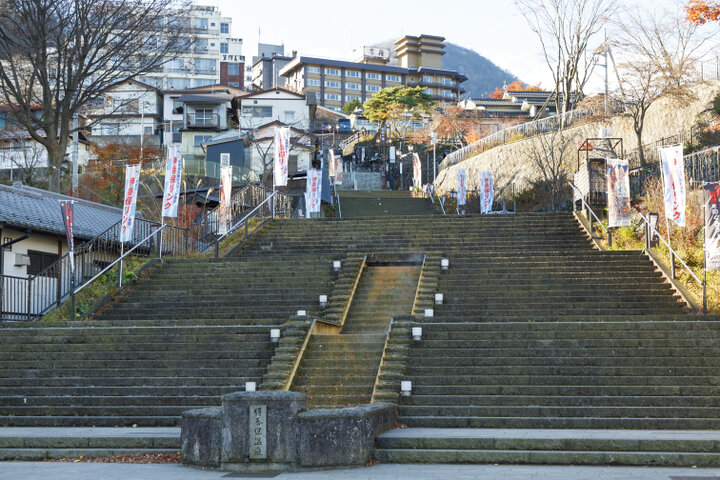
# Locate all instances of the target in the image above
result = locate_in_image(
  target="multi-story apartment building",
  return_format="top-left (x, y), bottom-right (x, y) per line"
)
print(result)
top-left (281, 34), bottom-right (466, 112)
top-left (135, 5), bottom-right (245, 91)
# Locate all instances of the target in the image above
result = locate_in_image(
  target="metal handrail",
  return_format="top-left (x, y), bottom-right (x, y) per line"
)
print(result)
top-left (212, 192), bottom-right (277, 257)
top-left (569, 181), bottom-right (612, 246)
top-left (74, 224), bottom-right (166, 296)
top-left (634, 209), bottom-right (706, 313)
top-left (437, 194), bottom-right (446, 216)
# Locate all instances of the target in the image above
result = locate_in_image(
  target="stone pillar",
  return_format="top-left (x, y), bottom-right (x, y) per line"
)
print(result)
top-left (221, 390), bottom-right (307, 471)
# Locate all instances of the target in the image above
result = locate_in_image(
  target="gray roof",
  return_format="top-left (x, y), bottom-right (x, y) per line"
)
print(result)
top-left (175, 93), bottom-right (234, 103)
top-left (0, 183), bottom-right (131, 239)
top-left (205, 129), bottom-right (247, 146)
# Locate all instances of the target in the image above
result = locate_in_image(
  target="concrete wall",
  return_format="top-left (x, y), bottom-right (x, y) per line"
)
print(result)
top-left (435, 80), bottom-right (720, 196)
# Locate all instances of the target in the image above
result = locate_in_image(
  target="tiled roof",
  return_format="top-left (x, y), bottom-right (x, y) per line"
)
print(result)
top-left (0, 183), bottom-right (130, 239)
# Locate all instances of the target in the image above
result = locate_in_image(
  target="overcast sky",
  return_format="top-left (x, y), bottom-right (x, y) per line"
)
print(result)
top-left (210, 0), bottom-right (712, 93)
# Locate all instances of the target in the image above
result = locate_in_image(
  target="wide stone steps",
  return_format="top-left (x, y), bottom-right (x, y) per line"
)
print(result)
top-left (373, 428), bottom-right (720, 467)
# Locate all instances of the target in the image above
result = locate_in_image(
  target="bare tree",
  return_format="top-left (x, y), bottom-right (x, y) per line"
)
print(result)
top-left (613, 7), bottom-right (711, 165)
top-left (516, 0), bottom-right (618, 126)
top-left (0, 135), bottom-right (46, 185)
top-left (522, 128), bottom-right (578, 210)
top-left (0, 0), bottom-right (191, 192)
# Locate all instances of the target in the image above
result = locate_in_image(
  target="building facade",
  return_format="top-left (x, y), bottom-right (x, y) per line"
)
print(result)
top-left (281, 34), bottom-right (466, 112)
top-left (136, 5), bottom-right (245, 91)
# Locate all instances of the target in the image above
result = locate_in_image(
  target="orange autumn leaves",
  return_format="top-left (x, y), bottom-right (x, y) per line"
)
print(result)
top-left (488, 80), bottom-right (543, 100)
top-left (686, 0), bottom-right (720, 25)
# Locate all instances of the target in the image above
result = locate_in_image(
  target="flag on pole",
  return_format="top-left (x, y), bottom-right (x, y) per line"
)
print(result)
top-left (705, 182), bottom-right (720, 270)
top-left (218, 165), bottom-right (232, 235)
top-left (606, 158), bottom-right (631, 227)
top-left (120, 164), bottom-right (141, 243)
top-left (329, 149), bottom-right (336, 178)
top-left (274, 127), bottom-right (290, 187)
top-left (412, 153), bottom-right (422, 189)
top-left (457, 168), bottom-right (467, 206)
top-left (479, 171), bottom-right (494, 214)
top-left (335, 156), bottom-right (343, 185)
top-left (660, 145), bottom-right (686, 227)
top-left (306, 168), bottom-right (322, 213)
top-left (59, 200), bottom-right (75, 272)
top-left (162, 144), bottom-right (182, 218)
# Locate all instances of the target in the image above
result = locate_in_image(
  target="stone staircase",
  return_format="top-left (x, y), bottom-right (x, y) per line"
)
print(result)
top-left (292, 264), bottom-right (421, 408)
top-left (338, 191), bottom-right (435, 218)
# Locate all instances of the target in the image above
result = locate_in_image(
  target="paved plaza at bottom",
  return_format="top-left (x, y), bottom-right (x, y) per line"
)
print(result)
top-left (3, 463), bottom-right (720, 480)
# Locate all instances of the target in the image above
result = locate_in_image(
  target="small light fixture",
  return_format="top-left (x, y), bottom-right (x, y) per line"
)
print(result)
top-left (412, 327), bottom-right (422, 341)
top-left (441, 258), bottom-right (449, 270)
top-left (319, 295), bottom-right (328, 307)
top-left (245, 382), bottom-right (256, 392)
top-left (424, 308), bottom-right (434, 318)
top-left (435, 293), bottom-right (444, 305)
top-left (270, 328), bottom-right (281, 344)
top-left (297, 310), bottom-right (307, 316)
top-left (333, 260), bottom-right (342, 271)
top-left (401, 380), bottom-right (412, 397)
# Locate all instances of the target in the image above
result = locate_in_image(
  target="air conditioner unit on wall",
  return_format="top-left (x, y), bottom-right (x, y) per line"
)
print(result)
top-left (14, 253), bottom-right (30, 266)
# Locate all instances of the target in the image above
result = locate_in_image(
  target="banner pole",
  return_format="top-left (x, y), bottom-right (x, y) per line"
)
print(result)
top-left (159, 217), bottom-right (164, 261)
top-left (118, 241), bottom-right (124, 288)
top-left (704, 186), bottom-right (708, 314)
top-left (666, 218), bottom-right (675, 279)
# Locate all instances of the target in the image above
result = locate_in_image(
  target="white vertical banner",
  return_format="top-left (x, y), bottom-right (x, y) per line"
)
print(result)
top-left (412, 153), bottom-right (422, 188)
top-left (361, 148), bottom-right (365, 162)
top-left (389, 146), bottom-right (396, 163)
top-left (660, 144), bottom-right (686, 227)
top-left (120, 164), bottom-right (141, 243)
top-left (479, 171), bottom-right (494, 214)
top-left (606, 158), bottom-right (631, 227)
top-left (218, 165), bottom-right (232, 235)
top-left (274, 127), bottom-right (290, 187)
top-left (329, 149), bottom-right (336, 178)
top-left (705, 183), bottom-right (720, 270)
top-left (457, 168), bottom-right (467, 206)
top-left (335, 156), bottom-right (343, 185)
top-left (306, 168), bottom-right (322, 213)
top-left (162, 144), bottom-right (182, 218)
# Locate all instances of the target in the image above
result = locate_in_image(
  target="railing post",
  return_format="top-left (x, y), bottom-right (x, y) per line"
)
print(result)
top-left (215, 239), bottom-right (219, 259)
top-left (26, 277), bottom-right (32, 322)
top-left (670, 250), bottom-right (676, 279)
top-left (645, 220), bottom-right (650, 250)
top-left (608, 230), bottom-right (612, 248)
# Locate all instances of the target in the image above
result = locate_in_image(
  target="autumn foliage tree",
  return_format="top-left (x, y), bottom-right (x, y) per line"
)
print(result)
top-left (686, 0), bottom-right (720, 24)
top-left (488, 80), bottom-right (543, 99)
top-left (79, 142), bottom-right (160, 207)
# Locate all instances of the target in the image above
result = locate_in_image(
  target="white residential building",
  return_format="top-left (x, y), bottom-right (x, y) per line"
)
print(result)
top-left (135, 4), bottom-right (245, 91)
top-left (237, 88), bottom-right (311, 131)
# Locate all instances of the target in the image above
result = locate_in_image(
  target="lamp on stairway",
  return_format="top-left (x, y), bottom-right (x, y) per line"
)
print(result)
top-left (401, 380), bottom-right (412, 397)
top-left (270, 328), bottom-right (281, 344)
top-left (441, 258), bottom-right (449, 270)
top-left (297, 310), bottom-right (307, 316)
top-left (245, 382), bottom-right (256, 392)
top-left (435, 293), bottom-right (444, 305)
top-left (412, 327), bottom-right (422, 341)
top-left (333, 260), bottom-right (342, 271)
top-left (424, 308), bottom-right (434, 318)
top-left (319, 295), bottom-right (328, 307)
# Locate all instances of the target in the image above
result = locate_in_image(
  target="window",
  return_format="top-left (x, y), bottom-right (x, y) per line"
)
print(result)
top-left (0, 112), bottom-right (5, 129)
top-left (100, 123), bottom-right (119, 135)
top-left (325, 93), bottom-right (340, 101)
top-left (386, 75), bottom-right (401, 82)
top-left (228, 82), bottom-right (240, 88)
top-left (306, 79), bottom-right (321, 87)
top-left (27, 250), bottom-right (58, 276)
top-left (284, 111), bottom-right (295, 122)
top-left (192, 108), bottom-right (216, 125)
top-left (442, 77), bottom-right (456, 86)
top-left (137, 76), bottom-right (162, 89)
top-left (366, 72), bottom-right (380, 80)
top-left (144, 126), bottom-right (154, 135)
top-left (194, 17), bottom-right (208, 30)
top-left (193, 134), bottom-right (212, 147)
top-left (324, 68), bottom-right (340, 76)
top-left (195, 38), bottom-right (208, 51)
top-left (195, 58), bottom-right (216, 74)
top-left (168, 78), bottom-right (190, 89)
top-left (346, 70), bottom-right (360, 78)
top-left (227, 63), bottom-right (240, 76)
top-left (288, 154), bottom-right (298, 173)
top-left (324, 81), bottom-right (340, 88)
top-left (422, 75), bottom-right (434, 83)
top-left (220, 23), bottom-right (229, 34)
top-left (307, 66), bottom-right (321, 74)
top-left (117, 99), bottom-right (139, 113)
top-left (346, 83), bottom-right (361, 90)
top-left (366, 85), bottom-right (380, 92)
top-left (442, 90), bottom-right (454, 98)
top-left (346, 95), bottom-right (360, 102)
top-left (424, 88), bottom-right (433, 95)
top-left (220, 43), bottom-right (228, 54)
top-left (242, 106), bottom-right (272, 117)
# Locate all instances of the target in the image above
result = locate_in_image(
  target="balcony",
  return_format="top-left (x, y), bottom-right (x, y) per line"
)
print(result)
top-left (186, 112), bottom-right (220, 129)
top-left (194, 68), bottom-right (217, 76)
